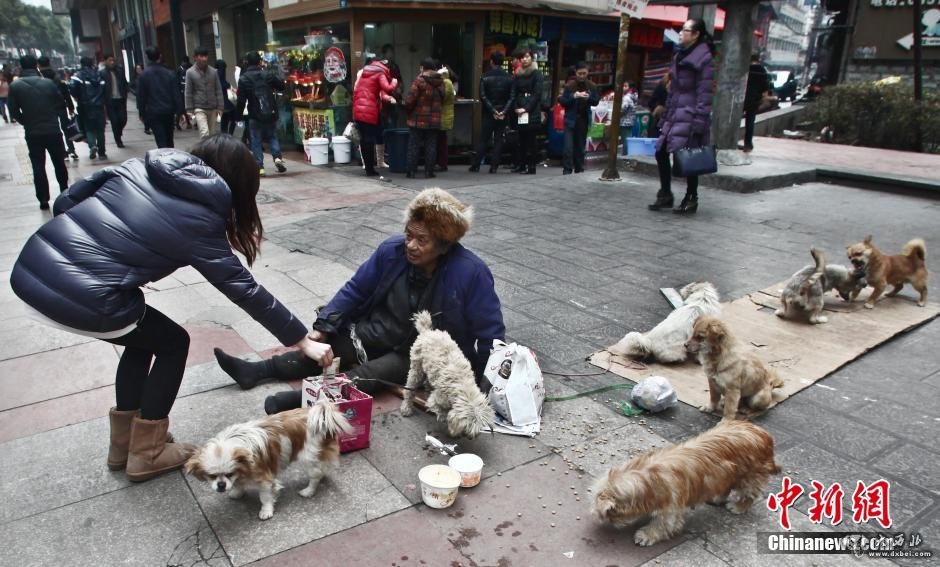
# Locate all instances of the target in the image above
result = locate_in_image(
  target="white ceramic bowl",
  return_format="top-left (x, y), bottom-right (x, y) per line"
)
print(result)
top-left (448, 453), bottom-right (484, 488)
top-left (418, 464), bottom-right (461, 508)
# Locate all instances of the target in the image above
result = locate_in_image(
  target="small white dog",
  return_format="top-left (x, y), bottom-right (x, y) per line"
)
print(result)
top-left (609, 282), bottom-right (721, 363)
top-left (185, 402), bottom-right (352, 520)
top-left (400, 310), bottom-right (495, 438)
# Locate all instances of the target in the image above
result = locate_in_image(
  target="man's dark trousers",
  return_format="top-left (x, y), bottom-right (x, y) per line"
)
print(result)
top-left (562, 118), bottom-right (589, 172)
top-left (106, 98), bottom-right (128, 144)
top-left (26, 133), bottom-right (68, 204)
top-left (82, 108), bottom-right (106, 155)
top-left (474, 114), bottom-right (507, 168)
top-left (743, 109), bottom-right (757, 150)
top-left (147, 114), bottom-right (175, 148)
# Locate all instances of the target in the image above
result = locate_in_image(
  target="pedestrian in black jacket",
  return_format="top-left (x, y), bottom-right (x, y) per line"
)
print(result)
top-left (8, 55), bottom-right (68, 209)
top-left (743, 54), bottom-right (772, 152)
top-left (70, 56), bottom-right (108, 160)
top-left (10, 134), bottom-right (334, 483)
top-left (235, 51), bottom-right (287, 176)
top-left (136, 47), bottom-right (184, 148)
top-left (38, 58), bottom-right (79, 160)
top-left (512, 48), bottom-right (544, 174)
top-left (471, 51), bottom-right (515, 173)
top-left (101, 53), bottom-right (129, 147)
top-left (176, 56), bottom-right (192, 130)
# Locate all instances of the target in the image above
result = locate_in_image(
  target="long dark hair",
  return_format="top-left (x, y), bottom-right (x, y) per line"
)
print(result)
top-left (687, 18), bottom-right (716, 55)
top-left (189, 134), bottom-right (263, 266)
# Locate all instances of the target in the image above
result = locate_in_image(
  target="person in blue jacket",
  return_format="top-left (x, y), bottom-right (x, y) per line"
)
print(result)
top-left (558, 61), bottom-right (600, 175)
top-left (10, 134), bottom-right (333, 482)
top-left (214, 188), bottom-right (505, 414)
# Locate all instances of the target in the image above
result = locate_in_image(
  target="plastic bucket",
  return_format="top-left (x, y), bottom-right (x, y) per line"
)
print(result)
top-left (448, 454), bottom-right (484, 488)
top-left (304, 137), bottom-right (329, 165)
top-left (418, 464), bottom-right (461, 508)
top-left (331, 135), bottom-right (351, 164)
top-left (626, 137), bottom-right (657, 156)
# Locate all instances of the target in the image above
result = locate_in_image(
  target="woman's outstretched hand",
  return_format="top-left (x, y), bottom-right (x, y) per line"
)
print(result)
top-left (294, 335), bottom-right (334, 367)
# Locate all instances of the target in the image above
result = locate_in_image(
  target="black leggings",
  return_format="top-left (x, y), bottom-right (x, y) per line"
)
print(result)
top-left (655, 148), bottom-right (698, 196)
top-left (104, 306), bottom-right (190, 420)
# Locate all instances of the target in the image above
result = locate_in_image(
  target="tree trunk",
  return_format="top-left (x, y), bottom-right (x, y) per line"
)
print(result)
top-left (711, 0), bottom-right (759, 152)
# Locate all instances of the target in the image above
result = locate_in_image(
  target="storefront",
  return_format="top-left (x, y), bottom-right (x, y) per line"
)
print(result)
top-left (262, 1), bottom-right (688, 158)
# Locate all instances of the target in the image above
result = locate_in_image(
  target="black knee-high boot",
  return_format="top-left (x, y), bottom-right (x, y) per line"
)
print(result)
top-left (214, 348), bottom-right (319, 390)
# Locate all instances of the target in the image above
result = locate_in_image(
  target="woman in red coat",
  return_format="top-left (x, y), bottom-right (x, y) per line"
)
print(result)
top-left (352, 58), bottom-right (397, 177)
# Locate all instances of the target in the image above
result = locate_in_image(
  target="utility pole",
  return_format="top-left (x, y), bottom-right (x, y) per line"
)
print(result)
top-left (913, 0), bottom-right (924, 152)
top-left (601, 12), bottom-right (631, 181)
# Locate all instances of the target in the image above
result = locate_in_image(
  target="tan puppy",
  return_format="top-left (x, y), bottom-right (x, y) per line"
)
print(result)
top-left (846, 235), bottom-right (928, 308)
top-left (592, 420), bottom-right (781, 546)
top-left (686, 316), bottom-right (787, 420)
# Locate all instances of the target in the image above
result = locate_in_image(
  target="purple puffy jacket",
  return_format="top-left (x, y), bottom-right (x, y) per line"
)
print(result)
top-left (657, 42), bottom-right (714, 153)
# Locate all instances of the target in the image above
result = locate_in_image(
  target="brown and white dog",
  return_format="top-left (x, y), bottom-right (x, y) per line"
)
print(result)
top-left (592, 420), bottom-right (781, 546)
top-left (846, 235), bottom-right (928, 308)
top-left (686, 316), bottom-right (787, 420)
top-left (185, 402), bottom-right (352, 520)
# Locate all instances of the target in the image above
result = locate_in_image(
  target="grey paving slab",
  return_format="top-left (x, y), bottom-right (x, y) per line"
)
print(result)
top-left (189, 450), bottom-right (409, 566)
top-left (360, 408), bottom-right (548, 505)
top-left (757, 396), bottom-right (898, 462)
top-left (494, 277), bottom-right (545, 308)
top-left (0, 475), bottom-right (227, 567)
top-left (521, 298), bottom-right (615, 334)
top-left (422, 453), bottom-right (688, 567)
top-left (510, 323), bottom-right (599, 367)
top-left (0, 413), bottom-right (130, 524)
top-left (0, 316), bottom-right (94, 361)
top-left (776, 443), bottom-right (935, 529)
top-left (177, 356), bottom-right (261, 399)
top-left (251, 506), bottom-right (467, 566)
top-left (560, 421), bottom-right (674, 478)
top-left (871, 444), bottom-right (940, 495)
top-left (486, 261), bottom-right (556, 287)
top-left (638, 538), bottom-right (731, 567)
top-left (538, 382), bottom-right (645, 452)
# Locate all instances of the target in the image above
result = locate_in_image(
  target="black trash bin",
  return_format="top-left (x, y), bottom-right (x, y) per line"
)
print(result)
top-left (384, 128), bottom-right (410, 173)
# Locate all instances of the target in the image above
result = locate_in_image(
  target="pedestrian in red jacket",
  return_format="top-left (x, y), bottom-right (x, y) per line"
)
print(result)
top-left (352, 58), bottom-right (397, 177)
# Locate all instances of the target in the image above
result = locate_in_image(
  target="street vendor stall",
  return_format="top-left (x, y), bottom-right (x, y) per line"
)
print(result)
top-left (276, 28), bottom-right (353, 150)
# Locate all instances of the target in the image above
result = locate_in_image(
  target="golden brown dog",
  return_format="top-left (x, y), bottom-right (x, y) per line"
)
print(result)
top-left (592, 420), bottom-right (781, 546)
top-left (686, 316), bottom-right (787, 420)
top-left (846, 235), bottom-right (928, 308)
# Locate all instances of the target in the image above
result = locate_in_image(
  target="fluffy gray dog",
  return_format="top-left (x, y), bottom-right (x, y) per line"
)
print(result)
top-left (400, 311), bottom-right (495, 438)
top-left (776, 248), bottom-right (867, 324)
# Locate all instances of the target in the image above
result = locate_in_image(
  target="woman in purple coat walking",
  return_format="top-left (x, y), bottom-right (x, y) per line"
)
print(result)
top-left (648, 19), bottom-right (715, 215)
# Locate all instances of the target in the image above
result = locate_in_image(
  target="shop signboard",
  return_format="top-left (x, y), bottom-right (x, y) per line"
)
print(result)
top-left (293, 108), bottom-right (335, 144)
top-left (609, 0), bottom-right (648, 19)
top-left (853, 4), bottom-right (940, 59)
top-left (488, 11), bottom-right (541, 37)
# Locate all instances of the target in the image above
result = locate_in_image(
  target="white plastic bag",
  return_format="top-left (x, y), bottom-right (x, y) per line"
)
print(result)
top-left (630, 376), bottom-right (677, 413)
top-left (484, 341), bottom-right (545, 426)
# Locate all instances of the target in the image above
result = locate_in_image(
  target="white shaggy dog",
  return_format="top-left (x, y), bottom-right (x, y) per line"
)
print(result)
top-left (609, 282), bottom-right (721, 363)
top-left (400, 311), bottom-right (495, 438)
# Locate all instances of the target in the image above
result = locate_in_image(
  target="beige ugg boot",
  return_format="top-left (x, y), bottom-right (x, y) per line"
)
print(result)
top-left (125, 416), bottom-right (195, 482)
top-left (107, 408), bottom-right (138, 471)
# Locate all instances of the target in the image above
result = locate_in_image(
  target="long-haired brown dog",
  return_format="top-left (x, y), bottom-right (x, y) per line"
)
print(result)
top-left (686, 316), bottom-right (787, 420)
top-left (185, 402), bottom-right (352, 520)
top-left (592, 420), bottom-right (780, 546)
top-left (846, 235), bottom-right (928, 308)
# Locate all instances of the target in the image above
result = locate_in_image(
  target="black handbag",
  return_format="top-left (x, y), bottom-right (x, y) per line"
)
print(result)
top-left (65, 115), bottom-right (85, 142)
top-left (673, 144), bottom-right (718, 177)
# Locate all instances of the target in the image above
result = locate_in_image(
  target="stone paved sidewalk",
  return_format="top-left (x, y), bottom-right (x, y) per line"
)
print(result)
top-left (0, 117), bottom-right (937, 566)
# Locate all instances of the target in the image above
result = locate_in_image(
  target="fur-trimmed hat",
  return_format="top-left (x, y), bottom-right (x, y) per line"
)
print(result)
top-left (404, 188), bottom-right (473, 243)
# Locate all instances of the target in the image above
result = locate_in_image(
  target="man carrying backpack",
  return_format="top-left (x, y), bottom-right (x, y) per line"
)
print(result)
top-left (70, 56), bottom-right (108, 160)
top-left (235, 51), bottom-right (287, 176)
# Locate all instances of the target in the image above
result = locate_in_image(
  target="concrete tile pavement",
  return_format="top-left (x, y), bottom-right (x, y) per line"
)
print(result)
top-left (1, 115), bottom-right (938, 565)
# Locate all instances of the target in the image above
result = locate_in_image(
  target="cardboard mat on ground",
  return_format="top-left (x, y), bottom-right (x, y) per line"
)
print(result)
top-left (589, 284), bottom-right (940, 410)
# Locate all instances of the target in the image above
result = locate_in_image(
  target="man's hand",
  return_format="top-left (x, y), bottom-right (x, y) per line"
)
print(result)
top-left (515, 107), bottom-right (525, 115)
top-left (308, 330), bottom-right (326, 342)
